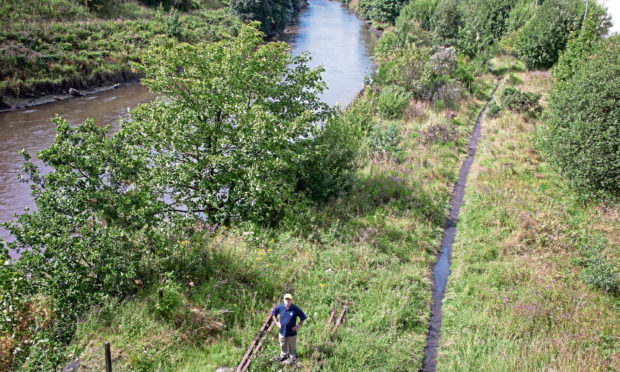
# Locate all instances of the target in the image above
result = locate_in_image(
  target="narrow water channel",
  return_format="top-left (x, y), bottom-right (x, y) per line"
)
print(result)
top-left (0, 0), bottom-right (376, 254)
top-left (421, 79), bottom-right (501, 371)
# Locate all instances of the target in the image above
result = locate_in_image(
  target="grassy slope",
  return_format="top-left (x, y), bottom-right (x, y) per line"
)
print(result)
top-left (67, 81), bottom-right (495, 370)
top-left (438, 59), bottom-right (619, 371)
top-left (0, 0), bottom-right (238, 100)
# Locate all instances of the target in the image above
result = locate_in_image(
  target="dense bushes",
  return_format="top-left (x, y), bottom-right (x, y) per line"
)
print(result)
top-left (378, 85), bottom-right (412, 118)
top-left (358, 0), bottom-right (408, 25)
top-left (456, 0), bottom-right (515, 57)
top-left (230, 0), bottom-right (306, 35)
top-left (540, 36), bottom-right (620, 197)
top-left (399, 0), bottom-right (438, 30)
top-left (374, 0), bottom-right (611, 71)
top-left (515, 0), bottom-right (609, 69)
top-left (500, 87), bottom-right (542, 119)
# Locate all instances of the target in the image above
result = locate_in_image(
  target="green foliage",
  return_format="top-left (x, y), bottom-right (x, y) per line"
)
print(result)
top-left (297, 105), bottom-right (365, 201)
top-left (358, 0), bottom-right (408, 25)
top-left (486, 99), bottom-right (502, 118)
top-left (573, 234), bottom-right (619, 295)
top-left (430, 0), bottom-right (461, 47)
top-left (540, 37), bottom-right (620, 198)
top-left (374, 16), bottom-right (431, 59)
top-left (127, 24), bottom-right (330, 224)
top-left (377, 84), bottom-right (412, 119)
top-left (376, 44), bottom-right (433, 95)
top-left (1, 24), bottom-right (351, 368)
top-left (450, 55), bottom-right (476, 93)
top-left (515, 0), bottom-right (610, 69)
top-left (456, 0), bottom-right (516, 57)
top-left (368, 121), bottom-right (403, 155)
top-left (552, 18), bottom-right (599, 84)
top-left (500, 86), bottom-right (542, 119)
top-left (506, 0), bottom-right (536, 32)
top-left (230, 0), bottom-right (305, 35)
top-left (506, 73), bottom-right (522, 85)
top-left (398, 0), bottom-right (438, 30)
top-left (154, 274), bottom-right (185, 319)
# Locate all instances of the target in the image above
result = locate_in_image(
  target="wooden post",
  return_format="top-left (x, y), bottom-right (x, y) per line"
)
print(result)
top-left (331, 306), bottom-right (347, 335)
top-left (105, 342), bottom-right (112, 372)
top-left (325, 310), bottom-right (335, 329)
top-left (236, 313), bottom-right (273, 372)
top-left (241, 318), bottom-right (275, 372)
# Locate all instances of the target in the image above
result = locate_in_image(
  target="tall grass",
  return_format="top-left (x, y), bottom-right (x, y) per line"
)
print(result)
top-left (438, 63), bottom-right (619, 371)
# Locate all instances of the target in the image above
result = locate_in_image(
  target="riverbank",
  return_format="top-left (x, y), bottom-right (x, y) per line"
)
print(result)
top-left (0, 1), bottom-right (240, 104)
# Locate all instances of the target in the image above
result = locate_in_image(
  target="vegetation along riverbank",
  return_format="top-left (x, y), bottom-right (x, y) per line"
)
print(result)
top-left (1, 0), bottom-right (618, 370)
top-left (0, 0), bottom-right (240, 107)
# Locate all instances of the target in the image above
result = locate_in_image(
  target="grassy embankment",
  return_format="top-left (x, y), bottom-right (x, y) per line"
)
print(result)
top-left (438, 56), bottom-right (619, 371)
top-left (64, 69), bottom-right (496, 372)
top-left (0, 0), bottom-right (239, 103)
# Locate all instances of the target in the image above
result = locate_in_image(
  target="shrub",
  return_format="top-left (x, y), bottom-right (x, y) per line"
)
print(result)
top-left (296, 104), bottom-right (364, 201)
top-left (420, 121), bottom-right (458, 145)
top-left (552, 19), bottom-right (600, 85)
top-left (506, 73), bottom-right (522, 86)
top-left (431, 0), bottom-right (461, 47)
top-left (377, 84), bottom-right (412, 118)
top-left (450, 55), bottom-right (476, 93)
top-left (573, 234), bottom-right (619, 295)
top-left (540, 37), bottom-right (620, 197)
top-left (515, 0), bottom-right (610, 69)
top-left (398, 0), bottom-right (438, 30)
top-left (368, 121), bottom-right (402, 155)
top-left (374, 19), bottom-right (431, 60)
top-left (506, 0), bottom-right (536, 32)
top-left (500, 87), bottom-right (542, 119)
top-left (230, 0), bottom-right (305, 35)
top-left (429, 46), bottom-right (457, 76)
top-left (430, 79), bottom-right (460, 107)
top-left (456, 0), bottom-right (515, 57)
top-left (486, 99), bottom-right (502, 118)
top-left (376, 44), bottom-right (433, 95)
top-left (358, 0), bottom-right (408, 25)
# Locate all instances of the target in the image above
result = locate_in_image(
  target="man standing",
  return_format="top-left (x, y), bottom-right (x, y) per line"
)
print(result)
top-left (272, 293), bottom-right (307, 362)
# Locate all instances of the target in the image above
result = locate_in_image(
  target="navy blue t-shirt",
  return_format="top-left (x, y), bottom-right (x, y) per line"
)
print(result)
top-left (272, 303), bottom-right (307, 337)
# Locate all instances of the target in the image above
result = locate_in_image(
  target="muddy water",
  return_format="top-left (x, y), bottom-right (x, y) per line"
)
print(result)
top-left (279, 0), bottom-right (377, 106)
top-left (0, 0), bottom-right (376, 254)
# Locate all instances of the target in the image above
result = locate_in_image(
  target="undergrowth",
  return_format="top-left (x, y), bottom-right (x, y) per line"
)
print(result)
top-left (438, 67), bottom-right (619, 371)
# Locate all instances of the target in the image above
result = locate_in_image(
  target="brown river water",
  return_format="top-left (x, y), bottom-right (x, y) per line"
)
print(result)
top-left (0, 0), bottom-right (377, 255)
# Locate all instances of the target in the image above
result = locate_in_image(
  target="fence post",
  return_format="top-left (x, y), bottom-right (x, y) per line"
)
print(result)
top-left (105, 342), bottom-right (112, 372)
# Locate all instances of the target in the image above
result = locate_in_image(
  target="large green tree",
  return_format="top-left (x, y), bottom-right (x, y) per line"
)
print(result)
top-left (125, 24), bottom-right (331, 224)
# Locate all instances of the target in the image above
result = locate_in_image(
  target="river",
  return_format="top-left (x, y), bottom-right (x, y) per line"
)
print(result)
top-left (0, 0), bottom-right (377, 255)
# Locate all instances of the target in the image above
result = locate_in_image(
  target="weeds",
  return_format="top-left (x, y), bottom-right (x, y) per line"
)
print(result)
top-left (438, 70), bottom-right (619, 371)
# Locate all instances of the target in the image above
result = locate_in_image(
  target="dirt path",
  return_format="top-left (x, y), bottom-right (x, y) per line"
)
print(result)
top-left (420, 78), bottom-right (501, 371)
